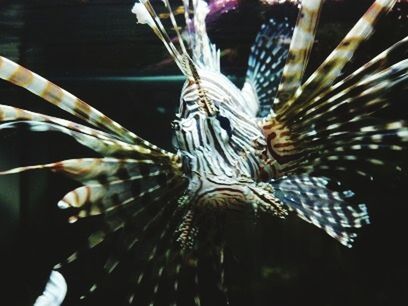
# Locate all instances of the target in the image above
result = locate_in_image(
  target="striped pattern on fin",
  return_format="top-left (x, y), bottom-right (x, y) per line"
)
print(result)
top-left (57, 182), bottom-right (188, 304)
top-left (260, 37), bottom-right (407, 177)
top-left (57, 173), bottom-right (180, 221)
top-left (278, 0), bottom-right (397, 117)
top-left (132, 0), bottom-right (195, 78)
top-left (26, 158), bottom-right (188, 302)
top-left (243, 18), bottom-right (294, 117)
top-left (182, 0), bottom-right (220, 71)
top-left (0, 156), bottom-right (188, 286)
top-left (0, 121), bottom-right (154, 158)
top-left (0, 157), bottom-right (179, 183)
top-left (271, 175), bottom-right (370, 247)
top-left (273, 0), bottom-right (324, 112)
top-left (59, 184), bottom-right (184, 267)
top-left (0, 57), bottom-right (131, 143)
top-left (125, 203), bottom-right (183, 305)
top-left (124, 201), bottom-right (211, 306)
top-left (280, 36), bottom-right (408, 123)
top-left (288, 58), bottom-right (408, 129)
top-left (0, 56), bottom-right (174, 158)
top-left (133, 0), bottom-right (219, 76)
top-left (0, 104), bottom-right (113, 140)
top-left (287, 120), bottom-right (408, 181)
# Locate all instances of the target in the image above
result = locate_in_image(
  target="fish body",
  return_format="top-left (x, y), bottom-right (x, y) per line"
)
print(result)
top-left (173, 66), bottom-right (290, 247)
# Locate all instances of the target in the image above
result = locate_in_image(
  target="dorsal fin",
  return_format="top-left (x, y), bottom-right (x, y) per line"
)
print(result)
top-left (182, 0), bottom-right (220, 71)
top-left (132, 0), bottom-right (194, 78)
top-left (132, 0), bottom-right (220, 78)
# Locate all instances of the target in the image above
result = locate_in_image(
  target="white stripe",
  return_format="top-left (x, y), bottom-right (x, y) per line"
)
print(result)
top-left (0, 56), bottom-right (19, 79)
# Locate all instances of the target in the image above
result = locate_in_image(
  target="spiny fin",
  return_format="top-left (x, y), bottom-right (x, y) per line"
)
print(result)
top-left (289, 58), bottom-right (408, 129)
top-left (182, 0), bottom-right (220, 71)
top-left (132, 0), bottom-right (220, 77)
top-left (0, 56), bottom-right (133, 143)
top-left (291, 120), bottom-right (408, 181)
top-left (0, 104), bottom-right (114, 140)
top-left (0, 56), bottom-right (174, 158)
top-left (0, 121), bottom-right (154, 158)
top-left (272, 175), bottom-right (370, 247)
top-left (273, 0), bottom-right (324, 112)
top-left (280, 36), bottom-right (408, 123)
top-left (278, 0), bottom-right (398, 118)
top-left (243, 18), bottom-right (294, 117)
top-left (132, 0), bottom-right (195, 78)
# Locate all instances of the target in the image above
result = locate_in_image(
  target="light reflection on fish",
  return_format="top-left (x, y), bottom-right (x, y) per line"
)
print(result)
top-left (0, 0), bottom-right (407, 305)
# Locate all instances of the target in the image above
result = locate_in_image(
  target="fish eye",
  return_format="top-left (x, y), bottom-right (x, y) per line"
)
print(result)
top-left (216, 114), bottom-right (233, 138)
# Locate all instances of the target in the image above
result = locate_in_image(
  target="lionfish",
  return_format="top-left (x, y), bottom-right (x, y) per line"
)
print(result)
top-left (0, 0), bottom-right (407, 305)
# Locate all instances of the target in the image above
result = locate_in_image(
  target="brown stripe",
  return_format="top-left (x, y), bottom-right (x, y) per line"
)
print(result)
top-left (74, 99), bottom-right (91, 121)
top-left (299, 6), bottom-right (321, 31)
top-left (100, 115), bottom-right (115, 130)
top-left (262, 121), bottom-right (277, 130)
top-left (15, 108), bottom-right (28, 120)
top-left (273, 142), bottom-right (294, 149)
top-left (363, 2), bottom-right (384, 25)
top-left (41, 82), bottom-right (64, 105)
top-left (9, 66), bottom-right (34, 86)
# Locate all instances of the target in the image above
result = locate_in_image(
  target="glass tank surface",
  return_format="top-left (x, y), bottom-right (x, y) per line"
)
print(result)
top-left (0, 1), bottom-right (407, 306)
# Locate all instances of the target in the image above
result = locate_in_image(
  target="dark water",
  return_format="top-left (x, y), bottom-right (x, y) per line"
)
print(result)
top-left (0, 1), bottom-right (407, 305)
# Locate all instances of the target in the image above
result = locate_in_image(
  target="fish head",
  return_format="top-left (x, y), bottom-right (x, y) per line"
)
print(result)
top-left (174, 83), bottom-right (236, 150)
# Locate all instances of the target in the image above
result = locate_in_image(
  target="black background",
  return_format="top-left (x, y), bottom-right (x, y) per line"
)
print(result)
top-left (0, 1), bottom-right (407, 305)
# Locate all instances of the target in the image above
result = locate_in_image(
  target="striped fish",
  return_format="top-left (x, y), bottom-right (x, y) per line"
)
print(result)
top-left (0, 0), bottom-right (406, 305)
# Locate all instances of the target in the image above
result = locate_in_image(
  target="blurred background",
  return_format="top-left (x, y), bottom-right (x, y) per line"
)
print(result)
top-left (0, 0), bottom-right (407, 305)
